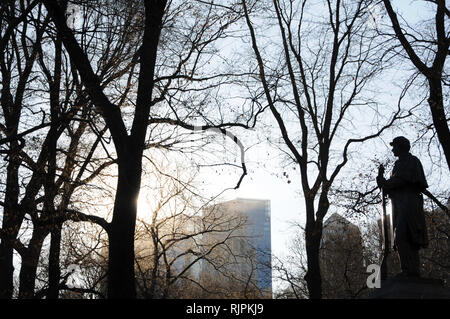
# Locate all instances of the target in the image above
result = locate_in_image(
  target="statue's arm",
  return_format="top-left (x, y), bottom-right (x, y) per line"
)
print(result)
top-left (377, 175), bottom-right (406, 193)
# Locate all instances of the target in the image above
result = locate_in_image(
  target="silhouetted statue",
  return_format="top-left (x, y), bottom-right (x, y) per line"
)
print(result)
top-left (376, 136), bottom-right (428, 277)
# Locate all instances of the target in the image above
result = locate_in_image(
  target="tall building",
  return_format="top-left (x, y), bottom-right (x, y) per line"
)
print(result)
top-left (201, 198), bottom-right (272, 297)
top-left (421, 200), bottom-right (449, 286)
top-left (320, 213), bottom-right (366, 298)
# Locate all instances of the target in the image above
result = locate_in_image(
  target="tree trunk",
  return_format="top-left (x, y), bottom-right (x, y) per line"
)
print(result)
top-left (0, 141), bottom-right (21, 299)
top-left (303, 184), bottom-right (330, 299)
top-left (41, 0), bottom-right (166, 299)
top-left (107, 151), bottom-right (142, 299)
top-left (47, 223), bottom-right (62, 299)
top-left (0, 243), bottom-right (15, 299)
top-left (304, 219), bottom-right (323, 299)
top-left (428, 78), bottom-right (450, 170)
top-left (18, 227), bottom-right (48, 299)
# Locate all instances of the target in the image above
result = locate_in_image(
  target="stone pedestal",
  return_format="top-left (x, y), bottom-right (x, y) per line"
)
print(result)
top-left (370, 276), bottom-right (450, 299)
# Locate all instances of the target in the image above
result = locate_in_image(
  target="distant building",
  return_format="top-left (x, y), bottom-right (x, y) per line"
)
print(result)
top-left (320, 213), bottom-right (366, 298)
top-left (201, 198), bottom-right (272, 298)
top-left (102, 199), bottom-right (272, 298)
top-left (420, 200), bottom-right (449, 286)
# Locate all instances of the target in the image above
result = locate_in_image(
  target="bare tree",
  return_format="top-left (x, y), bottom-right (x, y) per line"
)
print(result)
top-left (241, 0), bottom-right (409, 298)
top-left (1, 0), bottom-right (144, 299)
top-left (53, 159), bottom-right (260, 299)
top-left (0, 1), bottom-right (50, 298)
top-left (382, 0), bottom-right (450, 170)
top-left (38, 0), bottom-right (260, 298)
top-left (272, 228), bottom-right (309, 299)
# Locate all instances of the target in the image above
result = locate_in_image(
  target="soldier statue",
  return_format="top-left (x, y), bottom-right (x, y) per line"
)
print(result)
top-left (376, 136), bottom-right (428, 277)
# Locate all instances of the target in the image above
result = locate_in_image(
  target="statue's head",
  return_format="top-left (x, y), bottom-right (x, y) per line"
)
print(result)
top-left (390, 136), bottom-right (410, 156)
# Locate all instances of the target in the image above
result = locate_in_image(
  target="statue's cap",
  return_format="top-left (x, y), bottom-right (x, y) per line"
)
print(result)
top-left (390, 136), bottom-right (410, 148)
